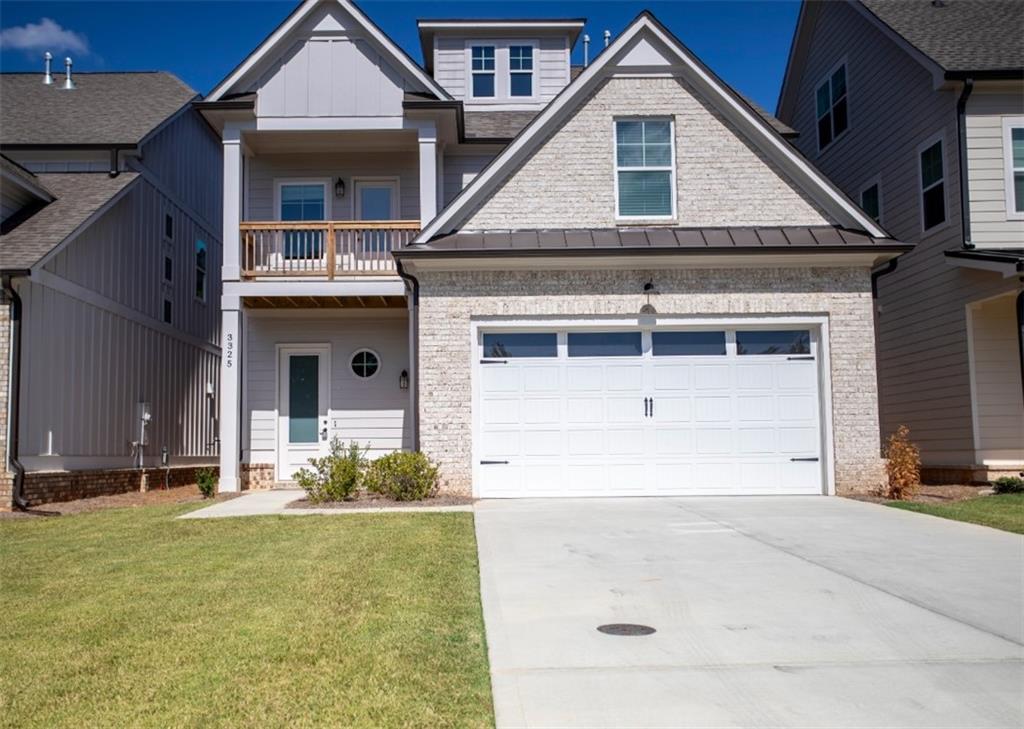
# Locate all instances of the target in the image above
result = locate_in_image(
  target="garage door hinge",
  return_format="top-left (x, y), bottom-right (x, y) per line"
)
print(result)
top-left (790, 457), bottom-right (820, 462)
top-left (787, 356), bottom-right (815, 361)
top-left (480, 460), bottom-right (509, 465)
top-left (479, 359), bottom-right (508, 364)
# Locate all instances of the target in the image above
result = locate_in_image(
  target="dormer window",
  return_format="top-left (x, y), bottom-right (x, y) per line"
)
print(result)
top-left (509, 45), bottom-right (534, 97)
top-left (471, 45), bottom-right (495, 98)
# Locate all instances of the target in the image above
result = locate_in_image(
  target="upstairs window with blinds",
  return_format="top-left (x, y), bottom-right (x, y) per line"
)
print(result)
top-left (615, 119), bottom-right (675, 219)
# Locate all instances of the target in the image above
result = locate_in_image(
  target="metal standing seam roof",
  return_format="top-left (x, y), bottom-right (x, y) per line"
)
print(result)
top-left (860, 0), bottom-right (1024, 73)
top-left (0, 172), bottom-right (138, 269)
top-left (397, 226), bottom-right (909, 255)
top-left (0, 72), bottom-right (197, 147)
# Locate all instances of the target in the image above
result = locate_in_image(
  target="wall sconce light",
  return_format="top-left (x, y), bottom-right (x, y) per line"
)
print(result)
top-left (334, 177), bottom-right (345, 198)
top-left (399, 369), bottom-right (409, 391)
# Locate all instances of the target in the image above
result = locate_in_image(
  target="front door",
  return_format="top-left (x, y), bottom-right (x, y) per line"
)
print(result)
top-left (278, 346), bottom-right (330, 482)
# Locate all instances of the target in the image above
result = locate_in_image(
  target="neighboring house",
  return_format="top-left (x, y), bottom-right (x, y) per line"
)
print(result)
top-left (776, 0), bottom-right (1024, 483)
top-left (0, 69), bottom-right (223, 509)
top-left (203, 0), bottom-right (907, 499)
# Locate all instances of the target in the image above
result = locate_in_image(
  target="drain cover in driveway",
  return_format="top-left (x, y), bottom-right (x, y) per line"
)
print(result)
top-left (597, 623), bottom-right (656, 636)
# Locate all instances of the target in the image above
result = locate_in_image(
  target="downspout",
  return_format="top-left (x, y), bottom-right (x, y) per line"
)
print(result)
top-left (871, 257), bottom-right (899, 300)
top-left (956, 78), bottom-right (974, 248)
top-left (2, 271), bottom-right (29, 510)
top-left (1017, 289), bottom-right (1024, 412)
top-left (394, 258), bottom-right (420, 450)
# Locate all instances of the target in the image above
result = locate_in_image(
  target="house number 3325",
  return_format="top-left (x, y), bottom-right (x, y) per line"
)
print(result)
top-left (225, 332), bottom-right (234, 368)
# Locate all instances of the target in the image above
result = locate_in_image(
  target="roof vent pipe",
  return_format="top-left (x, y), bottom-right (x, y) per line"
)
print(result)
top-left (60, 57), bottom-right (75, 90)
top-left (583, 34), bottom-right (590, 67)
top-left (603, 30), bottom-right (611, 48)
top-left (43, 52), bottom-right (53, 85)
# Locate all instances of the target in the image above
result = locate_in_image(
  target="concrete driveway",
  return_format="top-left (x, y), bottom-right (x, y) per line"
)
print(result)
top-left (474, 497), bottom-right (1023, 728)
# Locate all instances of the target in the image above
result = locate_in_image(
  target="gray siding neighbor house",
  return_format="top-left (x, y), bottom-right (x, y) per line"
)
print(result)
top-left (0, 69), bottom-right (223, 508)
top-left (777, 0), bottom-right (1024, 482)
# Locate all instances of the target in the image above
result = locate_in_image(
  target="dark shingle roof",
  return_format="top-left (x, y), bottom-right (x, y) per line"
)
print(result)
top-left (861, 0), bottom-right (1024, 72)
top-left (399, 226), bottom-right (908, 256)
top-left (0, 72), bottom-right (196, 146)
top-left (1, 172), bottom-right (138, 268)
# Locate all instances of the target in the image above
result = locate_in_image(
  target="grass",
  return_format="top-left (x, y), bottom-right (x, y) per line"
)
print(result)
top-left (0, 504), bottom-right (494, 728)
top-left (886, 493), bottom-right (1024, 534)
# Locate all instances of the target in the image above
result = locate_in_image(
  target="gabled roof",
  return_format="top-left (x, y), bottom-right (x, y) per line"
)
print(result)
top-left (415, 11), bottom-right (886, 244)
top-left (0, 172), bottom-right (138, 269)
top-left (207, 0), bottom-right (451, 102)
top-left (0, 72), bottom-right (196, 147)
top-left (0, 154), bottom-right (54, 202)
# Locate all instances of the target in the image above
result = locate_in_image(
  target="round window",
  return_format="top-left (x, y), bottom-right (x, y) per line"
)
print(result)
top-left (351, 349), bottom-right (380, 378)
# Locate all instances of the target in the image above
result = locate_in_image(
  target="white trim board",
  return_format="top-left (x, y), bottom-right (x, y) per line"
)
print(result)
top-left (1002, 116), bottom-right (1024, 220)
top-left (415, 12), bottom-right (887, 243)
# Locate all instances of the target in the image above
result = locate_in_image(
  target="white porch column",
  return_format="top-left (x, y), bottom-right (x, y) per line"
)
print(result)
top-left (416, 121), bottom-right (438, 226)
top-left (218, 297), bottom-right (241, 492)
top-left (222, 125), bottom-right (243, 281)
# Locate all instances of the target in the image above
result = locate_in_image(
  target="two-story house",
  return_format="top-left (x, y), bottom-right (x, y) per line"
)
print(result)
top-left (0, 68), bottom-right (222, 509)
top-left (777, 0), bottom-right (1024, 483)
top-left (205, 0), bottom-right (908, 498)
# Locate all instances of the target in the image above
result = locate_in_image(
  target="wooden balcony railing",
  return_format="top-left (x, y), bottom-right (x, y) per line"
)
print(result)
top-left (240, 221), bottom-right (420, 278)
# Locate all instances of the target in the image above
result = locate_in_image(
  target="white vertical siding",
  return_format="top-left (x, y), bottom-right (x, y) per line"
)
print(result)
top-left (242, 312), bottom-right (411, 465)
top-left (968, 294), bottom-right (1024, 463)
top-left (965, 92), bottom-right (1024, 248)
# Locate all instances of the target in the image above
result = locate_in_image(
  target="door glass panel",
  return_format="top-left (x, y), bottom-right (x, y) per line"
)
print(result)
top-left (289, 355), bottom-right (319, 443)
top-left (359, 186), bottom-right (393, 220)
top-left (483, 333), bottom-right (557, 358)
top-left (736, 330), bottom-right (811, 355)
top-left (652, 331), bottom-right (726, 356)
top-left (568, 331), bottom-right (643, 357)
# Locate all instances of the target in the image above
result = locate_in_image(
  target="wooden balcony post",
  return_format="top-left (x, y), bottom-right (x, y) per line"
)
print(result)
top-left (326, 222), bottom-right (336, 280)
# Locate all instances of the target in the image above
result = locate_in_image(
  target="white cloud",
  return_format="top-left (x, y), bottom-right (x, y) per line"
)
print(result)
top-left (0, 18), bottom-right (89, 56)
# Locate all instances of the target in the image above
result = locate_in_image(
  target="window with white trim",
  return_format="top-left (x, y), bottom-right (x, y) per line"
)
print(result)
top-left (615, 119), bottom-right (674, 219)
top-left (470, 45), bottom-right (495, 98)
top-left (816, 63), bottom-right (848, 152)
top-left (860, 182), bottom-right (881, 223)
top-left (1005, 121), bottom-right (1024, 215)
top-left (194, 239), bottom-right (207, 302)
top-left (919, 139), bottom-right (946, 231)
top-left (509, 45), bottom-right (533, 97)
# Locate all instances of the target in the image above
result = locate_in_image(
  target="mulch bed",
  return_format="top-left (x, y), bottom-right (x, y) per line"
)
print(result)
top-left (0, 485), bottom-right (238, 520)
top-left (853, 483), bottom-right (993, 505)
top-left (287, 493), bottom-right (474, 510)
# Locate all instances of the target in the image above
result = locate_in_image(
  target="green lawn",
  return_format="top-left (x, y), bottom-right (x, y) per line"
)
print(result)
top-left (0, 504), bottom-right (494, 728)
top-left (886, 493), bottom-right (1024, 534)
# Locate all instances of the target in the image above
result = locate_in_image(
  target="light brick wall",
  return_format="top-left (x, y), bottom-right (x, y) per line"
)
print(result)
top-left (416, 266), bottom-right (886, 497)
top-left (462, 76), bottom-right (833, 230)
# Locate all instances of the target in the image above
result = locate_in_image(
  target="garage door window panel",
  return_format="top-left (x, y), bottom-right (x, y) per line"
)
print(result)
top-left (567, 331), bottom-right (642, 357)
top-left (736, 330), bottom-right (811, 355)
top-left (483, 332), bottom-right (556, 358)
top-left (653, 331), bottom-right (726, 356)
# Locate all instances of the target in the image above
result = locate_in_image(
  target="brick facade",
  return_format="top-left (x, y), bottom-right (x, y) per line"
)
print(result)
top-left (463, 76), bottom-right (833, 230)
top-left (10, 465), bottom-right (218, 509)
top-left (416, 266), bottom-right (887, 497)
top-left (241, 463), bottom-right (276, 491)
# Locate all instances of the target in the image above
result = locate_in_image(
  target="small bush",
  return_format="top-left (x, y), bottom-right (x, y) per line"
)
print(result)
top-left (883, 425), bottom-right (921, 500)
top-left (196, 468), bottom-right (217, 499)
top-left (364, 451), bottom-right (440, 501)
top-left (992, 476), bottom-right (1024, 494)
top-left (295, 439), bottom-right (367, 503)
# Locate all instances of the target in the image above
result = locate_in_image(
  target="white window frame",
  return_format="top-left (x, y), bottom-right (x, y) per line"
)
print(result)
top-left (194, 239), bottom-right (208, 303)
top-left (916, 133), bottom-right (948, 234)
top-left (351, 176), bottom-right (400, 220)
top-left (859, 175), bottom-right (882, 224)
top-left (1002, 116), bottom-right (1024, 220)
top-left (814, 58), bottom-right (849, 154)
top-left (468, 44), bottom-right (497, 100)
top-left (273, 179), bottom-right (332, 221)
top-left (507, 42), bottom-right (538, 100)
top-left (613, 117), bottom-right (677, 222)
top-left (349, 348), bottom-right (381, 380)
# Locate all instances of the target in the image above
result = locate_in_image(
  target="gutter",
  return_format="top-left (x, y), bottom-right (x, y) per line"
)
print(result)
top-left (1018, 291), bottom-right (1024, 412)
top-left (1, 271), bottom-right (30, 511)
top-left (393, 258), bottom-right (420, 451)
top-left (871, 256), bottom-right (899, 299)
top-left (955, 78), bottom-right (974, 248)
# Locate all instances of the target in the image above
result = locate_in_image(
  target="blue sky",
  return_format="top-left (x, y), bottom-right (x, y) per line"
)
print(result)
top-left (0, 1), bottom-right (800, 111)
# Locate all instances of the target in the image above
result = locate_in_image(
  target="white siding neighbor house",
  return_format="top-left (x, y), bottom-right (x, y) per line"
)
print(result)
top-left (777, 0), bottom-right (1023, 483)
top-left (204, 0), bottom-right (908, 498)
top-left (1, 70), bottom-right (222, 508)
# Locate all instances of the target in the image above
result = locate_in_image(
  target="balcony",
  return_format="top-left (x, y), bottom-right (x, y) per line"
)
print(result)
top-left (239, 220), bottom-right (419, 278)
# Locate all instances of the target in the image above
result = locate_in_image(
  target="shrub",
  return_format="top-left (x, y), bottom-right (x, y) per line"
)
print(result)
top-left (992, 476), bottom-right (1024, 494)
top-left (883, 425), bottom-right (921, 500)
top-left (295, 439), bottom-right (367, 503)
top-left (364, 451), bottom-right (440, 501)
top-left (196, 467), bottom-right (217, 499)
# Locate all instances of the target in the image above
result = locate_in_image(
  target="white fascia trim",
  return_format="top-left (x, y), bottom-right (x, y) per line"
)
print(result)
top-left (417, 15), bottom-right (887, 243)
top-left (255, 116), bottom-right (405, 132)
top-left (208, 0), bottom-right (450, 102)
top-left (222, 279), bottom-right (406, 303)
top-left (418, 21), bottom-right (584, 30)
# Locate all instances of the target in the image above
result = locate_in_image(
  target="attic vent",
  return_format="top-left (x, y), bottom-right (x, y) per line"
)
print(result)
top-left (60, 57), bottom-right (75, 91)
top-left (43, 52), bottom-right (53, 85)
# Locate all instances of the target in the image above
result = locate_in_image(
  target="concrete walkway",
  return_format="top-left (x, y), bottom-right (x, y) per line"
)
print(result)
top-left (475, 496), bottom-right (1024, 728)
top-left (179, 489), bottom-right (472, 519)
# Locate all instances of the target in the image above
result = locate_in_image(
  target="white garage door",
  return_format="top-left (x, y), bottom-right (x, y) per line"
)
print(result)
top-left (475, 326), bottom-right (825, 497)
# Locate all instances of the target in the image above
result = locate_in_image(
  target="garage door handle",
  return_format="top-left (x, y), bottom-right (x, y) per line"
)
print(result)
top-left (480, 359), bottom-right (508, 364)
top-left (480, 460), bottom-right (509, 465)
top-left (790, 457), bottom-right (819, 462)
top-left (644, 397), bottom-right (650, 417)
top-left (787, 356), bottom-right (815, 361)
